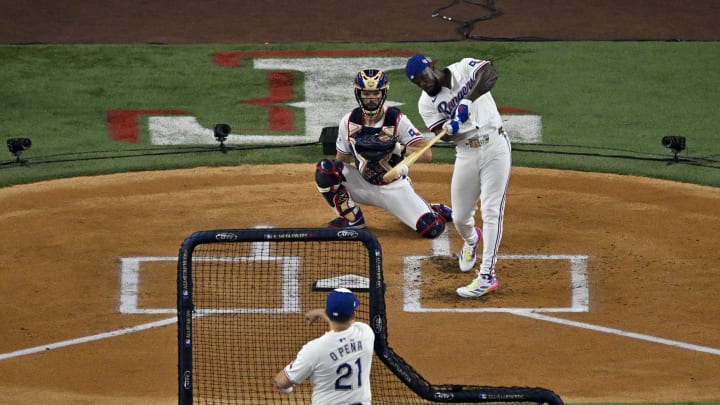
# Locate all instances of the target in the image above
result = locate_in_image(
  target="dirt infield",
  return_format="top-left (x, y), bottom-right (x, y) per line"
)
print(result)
top-left (1, 164), bottom-right (718, 403)
top-left (1, 1), bottom-right (719, 404)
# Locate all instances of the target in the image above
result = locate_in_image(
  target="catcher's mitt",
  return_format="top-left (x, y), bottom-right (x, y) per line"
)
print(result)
top-left (353, 128), bottom-right (397, 161)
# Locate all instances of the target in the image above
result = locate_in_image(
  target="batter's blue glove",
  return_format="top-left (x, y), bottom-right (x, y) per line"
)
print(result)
top-left (455, 99), bottom-right (471, 123)
top-left (443, 118), bottom-right (461, 135)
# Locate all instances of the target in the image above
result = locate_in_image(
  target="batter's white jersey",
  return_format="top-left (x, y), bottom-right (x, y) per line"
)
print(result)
top-left (417, 58), bottom-right (503, 142)
top-left (416, 57), bottom-right (512, 275)
top-left (283, 321), bottom-right (374, 405)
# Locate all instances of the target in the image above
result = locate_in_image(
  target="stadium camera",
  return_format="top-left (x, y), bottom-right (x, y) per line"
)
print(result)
top-left (213, 123), bottom-right (231, 154)
top-left (7, 137), bottom-right (32, 156)
top-left (213, 123), bottom-right (231, 143)
top-left (661, 135), bottom-right (685, 153)
top-left (4, 137), bottom-right (32, 167)
top-left (661, 135), bottom-right (686, 163)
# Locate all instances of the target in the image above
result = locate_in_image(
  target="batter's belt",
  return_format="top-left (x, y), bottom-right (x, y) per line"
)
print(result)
top-left (461, 126), bottom-right (504, 148)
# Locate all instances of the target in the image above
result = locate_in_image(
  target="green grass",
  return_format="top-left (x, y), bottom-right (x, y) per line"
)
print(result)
top-left (1, 42), bottom-right (718, 188)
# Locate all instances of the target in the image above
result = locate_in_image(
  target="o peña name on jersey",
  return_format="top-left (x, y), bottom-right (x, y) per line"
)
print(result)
top-left (328, 339), bottom-right (364, 361)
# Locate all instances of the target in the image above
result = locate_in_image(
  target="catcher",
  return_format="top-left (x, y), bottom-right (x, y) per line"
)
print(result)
top-left (315, 69), bottom-right (452, 238)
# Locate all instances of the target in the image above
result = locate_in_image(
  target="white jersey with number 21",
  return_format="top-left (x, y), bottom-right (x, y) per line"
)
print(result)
top-left (283, 321), bottom-right (374, 405)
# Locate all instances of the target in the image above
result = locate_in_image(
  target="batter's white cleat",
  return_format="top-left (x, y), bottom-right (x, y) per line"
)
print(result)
top-left (457, 273), bottom-right (498, 298)
top-left (458, 226), bottom-right (482, 272)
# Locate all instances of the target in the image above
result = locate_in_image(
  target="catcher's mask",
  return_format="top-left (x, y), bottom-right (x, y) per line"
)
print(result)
top-left (353, 69), bottom-right (389, 120)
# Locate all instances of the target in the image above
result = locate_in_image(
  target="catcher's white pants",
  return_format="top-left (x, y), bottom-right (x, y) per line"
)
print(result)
top-left (341, 166), bottom-right (433, 230)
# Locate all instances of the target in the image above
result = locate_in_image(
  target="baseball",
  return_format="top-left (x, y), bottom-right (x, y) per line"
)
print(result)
top-left (280, 386), bottom-right (293, 394)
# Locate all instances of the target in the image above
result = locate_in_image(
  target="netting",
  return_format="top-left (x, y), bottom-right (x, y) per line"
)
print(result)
top-left (178, 229), bottom-right (562, 405)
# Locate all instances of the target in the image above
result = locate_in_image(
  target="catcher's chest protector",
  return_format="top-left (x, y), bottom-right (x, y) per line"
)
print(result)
top-left (348, 107), bottom-right (401, 158)
top-left (348, 107), bottom-right (404, 184)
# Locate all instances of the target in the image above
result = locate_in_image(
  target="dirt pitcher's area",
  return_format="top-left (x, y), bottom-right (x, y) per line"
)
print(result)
top-left (1, 1), bottom-right (719, 403)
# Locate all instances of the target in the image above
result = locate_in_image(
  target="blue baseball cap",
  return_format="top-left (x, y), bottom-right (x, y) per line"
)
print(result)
top-left (405, 54), bottom-right (432, 81)
top-left (326, 288), bottom-right (360, 321)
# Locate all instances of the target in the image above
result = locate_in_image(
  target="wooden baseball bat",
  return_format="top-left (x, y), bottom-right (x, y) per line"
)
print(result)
top-left (382, 129), bottom-right (447, 183)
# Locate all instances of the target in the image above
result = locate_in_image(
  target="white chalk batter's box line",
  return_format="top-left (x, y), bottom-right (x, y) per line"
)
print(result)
top-left (403, 254), bottom-right (589, 313)
top-left (4, 248), bottom-right (704, 361)
top-left (119, 252), bottom-right (588, 315)
top-left (120, 252), bottom-right (306, 315)
top-left (8, 232), bottom-right (720, 362)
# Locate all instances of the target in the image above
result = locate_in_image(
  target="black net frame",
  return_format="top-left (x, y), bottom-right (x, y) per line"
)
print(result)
top-left (177, 228), bottom-right (563, 405)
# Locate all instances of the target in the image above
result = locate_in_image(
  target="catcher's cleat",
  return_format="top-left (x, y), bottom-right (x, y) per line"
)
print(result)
top-left (430, 203), bottom-right (453, 222)
top-left (458, 226), bottom-right (482, 272)
top-left (327, 215), bottom-right (366, 230)
top-left (456, 273), bottom-right (498, 298)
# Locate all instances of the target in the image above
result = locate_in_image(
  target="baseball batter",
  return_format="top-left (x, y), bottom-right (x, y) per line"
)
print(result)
top-left (273, 288), bottom-right (374, 405)
top-left (405, 54), bottom-right (512, 298)
top-left (315, 69), bottom-right (452, 238)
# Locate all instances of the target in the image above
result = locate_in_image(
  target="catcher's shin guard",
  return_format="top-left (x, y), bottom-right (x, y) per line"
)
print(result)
top-left (315, 159), bottom-right (362, 223)
top-left (416, 212), bottom-right (446, 239)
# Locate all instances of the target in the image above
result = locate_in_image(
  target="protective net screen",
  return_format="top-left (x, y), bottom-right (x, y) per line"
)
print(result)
top-left (178, 229), bottom-right (562, 405)
top-left (180, 234), bottom-right (428, 404)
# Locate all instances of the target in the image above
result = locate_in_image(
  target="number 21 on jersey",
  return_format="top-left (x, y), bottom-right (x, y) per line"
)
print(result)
top-left (335, 358), bottom-right (363, 390)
